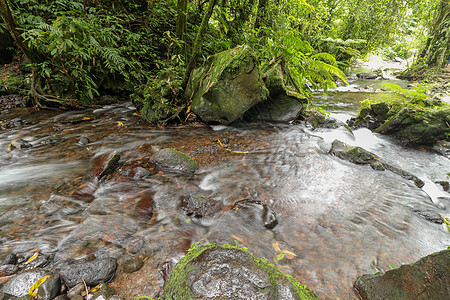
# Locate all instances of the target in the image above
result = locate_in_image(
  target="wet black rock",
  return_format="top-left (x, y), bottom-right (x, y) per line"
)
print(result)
top-left (2, 269), bottom-right (50, 297)
top-left (98, 151), bottom-right (121, 180)
top-left (19, 253), bottom-right (49, 271)
top-left (77, 136), bottom-right (90, 146)
top-left (120, 257), bottom-right (144, 274)
top-left (178, 195), bottom-right (222, 218)
top-left (39, 136), bottom-right (61, 146)
top-left (413, 209), bottom-right (443, 224)
top-left (8, 139), bottom-right (32, 150)
top-left (162, 244), bottom-right (318, 299)
top-left (436, 181), bottom-right (450, 192)
top-left (149, 148), bottom-right (198, 173)
top-left (233, 199), bottom-right (279, 229)
top-left (37, 274), bottom-right (61, 300)
top-left (354, 249), bottom-right (450, 299)
top-left (128, 166), bottom-right (151, 180)
top-left (432, 140), bottom-right (450, 159)
top-left (0, 264), bottom-right (19, 276)
top-left (58, 257), bottom-right (117, 288)
top-left (2, 253), bottom-right (17, 265)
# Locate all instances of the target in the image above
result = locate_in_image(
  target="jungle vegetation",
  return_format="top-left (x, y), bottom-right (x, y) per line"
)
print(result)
top-left (0, 0), bottom-right (448, 114)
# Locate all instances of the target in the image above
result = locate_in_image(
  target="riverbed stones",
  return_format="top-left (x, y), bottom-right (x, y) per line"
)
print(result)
top-left (58, 257), bottom-right (117, 288)
top-left (149, 148), bottom-right (198, 173)
top-left (162, 244), bottom-right (318, 299)
top-left (233, 199), bottom-right (279, 229)
top-left (177, 195), bottom-right (222, 218)
top-left (354, 249), bottom-right (450, 299)
top-left (2, 269), bottom-right (51, 297)
top-left (8, 139), bottom-right (32, 150)
top-left (185, 45), bottom-right (269, 125)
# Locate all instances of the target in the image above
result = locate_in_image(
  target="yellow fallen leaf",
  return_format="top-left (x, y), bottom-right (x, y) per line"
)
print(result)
top-left (24, 251), bottom-right (39, 265)
top-left (272, 241), bottom-right (281, 253)
top-left (28, 275), bottom-right (50, 297)
top-left (82, 117), bottom-right (91, 120)
top-left (117, 121), bottom-right (125, 127)
top-left (218, 139), bottom-right (224, 147)
top-left (279, 249), bottom-right (297, 259)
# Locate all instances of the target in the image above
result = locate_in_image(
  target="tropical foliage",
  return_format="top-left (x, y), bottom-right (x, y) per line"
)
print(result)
top-left (0, 0), bottom-right (447, 115)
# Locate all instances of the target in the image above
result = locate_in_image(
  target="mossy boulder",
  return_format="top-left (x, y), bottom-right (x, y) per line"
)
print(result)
top-left (149, 148), bottom-right (198, 173)
top-left (354, 249), bottom-right (450, 300)
top-left (162, 244), bottom-right (318, 299)
top-left (352, 100), bottom-right (450, 145)
top-left (185, 45), bottom-right (269, 125)
top-left (245, 60), bottom-right (306, 122)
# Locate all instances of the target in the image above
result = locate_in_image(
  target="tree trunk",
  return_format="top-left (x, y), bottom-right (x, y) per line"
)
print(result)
top-left (176, 0), bottom-right (188, 59)
top-left (181, 0), bottom-right (217, 92)
top-left (419, 0), bottom-right (450, 68)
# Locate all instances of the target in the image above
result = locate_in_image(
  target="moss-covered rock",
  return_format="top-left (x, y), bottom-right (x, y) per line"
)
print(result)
top-left (245, 60), bottom-right (306, 122)
top-left (185, 45), bottom-right (269, 125)
top-left (162, 243), bottom-right (318, 300)
top-left (351, 99), bottom-right (450, 145)
top-left (354, 249), bottom-right (450, 300)
top-left (150, 148), bottom-right (198, 173)
top-left (329, 139), bottom-right (424, 187)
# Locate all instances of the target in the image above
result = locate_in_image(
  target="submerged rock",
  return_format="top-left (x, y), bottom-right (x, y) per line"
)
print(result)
top-left (432, 140), bottom-right (450, 158)
top-left (413, 209), bottom-right (443, 224)
top-left (232, 199), bottom-right (279, 229)
top-left (8, 139), bottom-right (32, 150)
top-left (150, 148), bottom-right (198, 173)
top-left (162, 244), bottom-right (318, 299)
top-left (185, 45), bottom-right (269, 125)
top-left (354, 249), bottom-right (450, 299)
top-left (330, 140), bottom-right (424, 187)
top-left (58, 257), bottom-right (117, 288)
top-left (177, 195), bottom-right (222, 218)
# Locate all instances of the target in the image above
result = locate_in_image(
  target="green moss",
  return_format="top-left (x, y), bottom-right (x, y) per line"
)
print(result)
top-left (162, 243), bottom-right (319, 300)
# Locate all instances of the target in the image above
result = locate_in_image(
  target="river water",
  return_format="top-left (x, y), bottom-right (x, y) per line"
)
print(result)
top-left (0, 75), bottom-right (449, 299)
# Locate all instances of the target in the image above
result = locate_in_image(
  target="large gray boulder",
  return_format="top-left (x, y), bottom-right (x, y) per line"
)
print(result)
top-left (354, 249), bottom-right (450, 300)
top-left (245, 60), bottom-right (306, 122)
top-left (162, 244), bottom-right (318, 299)
top-left (185, 45), bottom-right (269, 125)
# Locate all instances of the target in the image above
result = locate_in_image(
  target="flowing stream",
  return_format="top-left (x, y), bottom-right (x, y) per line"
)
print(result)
top-left (0, 74), bottom-right (449, 299)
